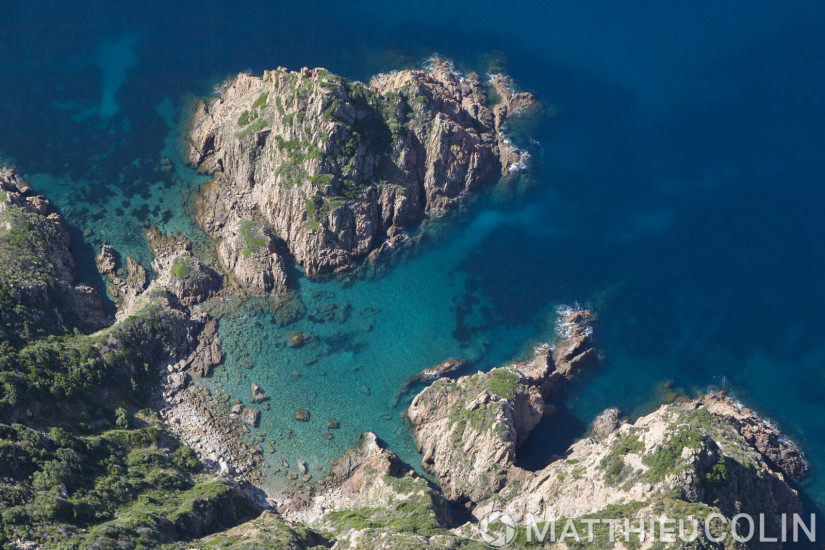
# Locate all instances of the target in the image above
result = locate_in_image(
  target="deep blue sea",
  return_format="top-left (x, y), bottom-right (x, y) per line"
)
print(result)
top-left (3, 0), bottom-right (825, 538)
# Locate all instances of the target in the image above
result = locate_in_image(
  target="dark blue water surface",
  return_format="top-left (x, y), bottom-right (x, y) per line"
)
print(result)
top-left (4, 0), bottom-right (825, 534)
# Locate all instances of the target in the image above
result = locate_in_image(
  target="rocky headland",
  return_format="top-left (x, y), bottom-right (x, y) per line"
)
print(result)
top-left (188, 58), bottom-right (536, 293)
top-left (407, 309), bottom-right (599, 503)
top-left (1, 168), bottom-right (108, 341)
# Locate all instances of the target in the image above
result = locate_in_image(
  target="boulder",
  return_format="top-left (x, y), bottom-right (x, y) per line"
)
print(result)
top-left (250, 382), bottom-right (268, 403)
top-left (590, 408), bottom-right (620, 441)
top-left (96, 243), bottom-right (117, 276)
top-left (241, 407), bottom-right (260, 427)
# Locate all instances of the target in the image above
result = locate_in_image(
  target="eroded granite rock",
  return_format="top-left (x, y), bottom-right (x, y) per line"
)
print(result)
top-left (280, 432), bottom-right (455, 548)
top-left (468, 395), bottom-right (804, 548)
top-left (407, 310), bottom-right (597, 503)
top-left (699, 392), bottom-right (807, 480)
top-left (0, 168), bottom-right (108, 338)
top-left (146, 227), bottom-right (222, 307)
top-left (188, 58), bottom-right (537, 292)
top-left (589, 407), bottom-right (620, 441)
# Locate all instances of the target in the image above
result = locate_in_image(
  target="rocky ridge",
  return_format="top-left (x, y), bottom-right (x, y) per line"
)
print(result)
top-left (407, 309), bottom-right (598, 503)
top-left (0, 167), bottom-right (107, 339)
top-left (188, 58), bottom-right (536, 293)
top-left (468, 396), bottom-right (805, 538)
top-left (401, 308), bottom-right (810, 548)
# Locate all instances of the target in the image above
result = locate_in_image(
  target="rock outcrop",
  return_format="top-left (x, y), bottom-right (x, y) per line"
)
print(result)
top-left (277, 432), bottom-right (457, 549)
top-left (393, 357), bottom-right (465, 405)
top-left (468, 395), bottom-right (804, 548)
top-left (188, 58), bottom-right (536, 292)
top-left (407, 310), bottom-right (597, 503)
top-left (406, 307), bottom-right (808, 548)
top-left (699, 393), bottom-right (807, 480)
top-left (589, 407), bottom-right (620, 441)
top-left (146, 228), bottom-right (222, 307)
top-left (251, 382), bottom-right (269, 403)
top-left (0, 168), bottom-right (107, 339)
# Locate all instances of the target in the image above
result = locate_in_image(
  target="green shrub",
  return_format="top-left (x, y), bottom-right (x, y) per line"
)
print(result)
top-left (599, 433), bottom-right (645, 485)
top-left (252, 91), bottom-right (268, 110)
top-left (114, 407), bottom-right (130, 430)
top-left (170, 255), bottom-right (191, 278)
top-left (644, 428), bottom-right (703, 483)
top-left (484, 369), bottom-right (518, 400)
top-left (171, 446), bottom-right (201, 473)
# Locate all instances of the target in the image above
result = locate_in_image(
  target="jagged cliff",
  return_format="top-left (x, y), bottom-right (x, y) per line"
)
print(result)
top-left (188, 391), bottom-right (808, 549)
top-left (0, 168), bottom-right (107, 341)
top-left (402, 311), bottom-right (808, 548)
top-left (188, 59), bottom-right (536, 294)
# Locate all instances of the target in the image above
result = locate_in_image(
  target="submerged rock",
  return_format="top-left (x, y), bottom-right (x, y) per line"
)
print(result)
top-left (241, 407), bottom-right (260, 427)
top-left (250, 382), bottom-right (268, 403)
top-left (295, 409), bottom-right (309, 422)
top-left (326, 418), bottom-right (339, 429)
top-left (287, 331), bottom-right (305, 347)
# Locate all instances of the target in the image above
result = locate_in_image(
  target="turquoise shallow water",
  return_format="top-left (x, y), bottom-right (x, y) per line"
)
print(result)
top-left (208, 192), bottom-right (566, 479)
top-left (3, 3), bottom-right (825, 542)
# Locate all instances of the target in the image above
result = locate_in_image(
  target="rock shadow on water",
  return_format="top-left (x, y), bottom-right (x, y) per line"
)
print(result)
top-left (514, 403), bottom-right (589, 472)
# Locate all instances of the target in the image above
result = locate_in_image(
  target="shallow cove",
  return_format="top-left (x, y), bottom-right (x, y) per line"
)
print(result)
top-left (205, 187), bottom-right (568, 485)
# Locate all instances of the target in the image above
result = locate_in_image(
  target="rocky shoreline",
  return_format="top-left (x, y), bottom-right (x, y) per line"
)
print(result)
top-left (0, 52), bottom-right (814, 546)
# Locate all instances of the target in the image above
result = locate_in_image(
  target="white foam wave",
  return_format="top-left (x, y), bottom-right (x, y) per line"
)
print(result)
top-left (553, 302), bottom-right (588, 340)
top-left (507, 154), bottom-right (530, 174)
top-left (370, 69), bottom-right (400, 80)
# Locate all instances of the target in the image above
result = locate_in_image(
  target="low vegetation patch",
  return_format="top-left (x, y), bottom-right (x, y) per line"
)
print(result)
top-left (599, 432), bottom-right (645, 486)
top-left (239, 219), bottom-right (268, 256)
top-left (170, 255), bottom-right (193, 278)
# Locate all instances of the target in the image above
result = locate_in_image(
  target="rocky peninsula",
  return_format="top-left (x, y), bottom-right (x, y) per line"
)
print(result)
top-left (188, 58), bottom-right (536, 293)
